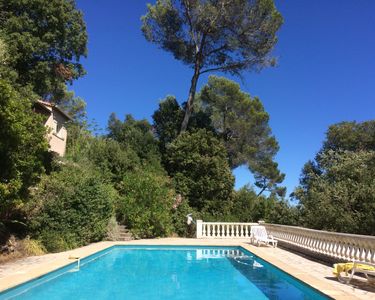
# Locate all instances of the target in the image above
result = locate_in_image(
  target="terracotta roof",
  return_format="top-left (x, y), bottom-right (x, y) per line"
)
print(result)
top-left (36, 100), bottom-right (73, 121)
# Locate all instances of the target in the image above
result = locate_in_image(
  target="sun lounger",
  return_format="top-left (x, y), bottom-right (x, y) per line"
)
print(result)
top-left (333, 261), bottom-right (375, 284)
top-left (250, 225), bottom-right (277, 247)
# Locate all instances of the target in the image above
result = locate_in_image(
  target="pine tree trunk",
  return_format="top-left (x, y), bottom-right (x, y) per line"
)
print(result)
top-left (180, 62), bottom-right (201, 133)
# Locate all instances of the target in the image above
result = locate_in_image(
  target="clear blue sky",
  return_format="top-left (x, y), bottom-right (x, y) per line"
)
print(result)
top-left (73, 0), bottom-right (375, 198)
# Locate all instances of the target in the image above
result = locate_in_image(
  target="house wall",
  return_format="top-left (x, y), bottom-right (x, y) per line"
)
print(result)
top-left (44, 109), bottom-right (68, 156)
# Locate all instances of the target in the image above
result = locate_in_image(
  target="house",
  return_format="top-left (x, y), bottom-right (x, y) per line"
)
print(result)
top-left (34, 100), bottom-right (72, 156)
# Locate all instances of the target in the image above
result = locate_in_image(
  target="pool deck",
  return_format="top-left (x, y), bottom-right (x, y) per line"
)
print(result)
top-left (1, 238), bottom-right (374, 299)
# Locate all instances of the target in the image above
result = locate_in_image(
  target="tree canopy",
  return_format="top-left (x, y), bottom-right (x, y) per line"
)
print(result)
top-left (142, 0), bottom-right (283, 131)
top-left (0, 0), bottom-right (88, 100)
top-left (322, 121), bottom-right (375, 152)
top-left (294, 121), bottom-right (375, 235)
top-left (165, 129), bottom-right (234, 215)
top-left (108, 113), bottom-right (161, 164)
top-left (198, 76), bottom-right (285, 196)
top-left (152, 96), bottom-right (185, 153)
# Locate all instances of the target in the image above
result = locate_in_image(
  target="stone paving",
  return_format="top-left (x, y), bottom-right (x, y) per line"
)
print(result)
top-left (0, 239), bottom-right (374, 299)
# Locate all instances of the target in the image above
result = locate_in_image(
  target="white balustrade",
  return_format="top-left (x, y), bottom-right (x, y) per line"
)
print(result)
top-left (196, 220), bottom-right (257, 239)
top-left (196, 220), bottom-right (375, 263)
top-left (263, 223), bottom-right (375, 264)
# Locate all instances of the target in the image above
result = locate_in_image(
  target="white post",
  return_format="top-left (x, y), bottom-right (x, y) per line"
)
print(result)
top-left (196, 220), bottom-right (203, 238)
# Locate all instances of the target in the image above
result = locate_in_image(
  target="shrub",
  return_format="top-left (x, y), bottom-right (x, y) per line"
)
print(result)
top-left (27, 164), bottom-right (116, 252)
top-left (117, 169), bottom-right (174, 238)
top-left (19, 237), bottom-right (46, 256)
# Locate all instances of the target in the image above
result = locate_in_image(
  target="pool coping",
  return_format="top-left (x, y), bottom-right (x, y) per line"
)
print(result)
top-left (0, 239), bottom-right (359, 299)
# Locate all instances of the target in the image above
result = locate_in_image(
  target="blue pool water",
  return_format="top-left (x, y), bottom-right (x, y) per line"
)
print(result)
top-left (0, 246), bottom-right (330, 299)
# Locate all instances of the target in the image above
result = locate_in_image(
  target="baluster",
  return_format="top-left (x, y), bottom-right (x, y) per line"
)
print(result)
top-left (361, 246), bottom-right (367, 262)
top-left (340, 242), bottom-right (345, 259)
top-left (202, 224), bottom-right (206, 237)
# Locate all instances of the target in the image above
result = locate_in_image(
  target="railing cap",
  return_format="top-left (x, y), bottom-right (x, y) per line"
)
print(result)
top-left (264, 223), bottom-right (375, 241)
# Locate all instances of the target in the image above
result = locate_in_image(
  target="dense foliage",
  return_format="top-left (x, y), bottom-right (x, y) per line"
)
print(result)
top-left (231, 186), bottom-right (298, 225)
top-left (0, 0), bottom-right (88, 100)
top-left (165, 129), bottom-right (234, 215)
top-left (117, 170), bottom-right (175, 238)
top-left (0, 80), bottom-right (48, 238)
top-left (294, 121), bottom-right (375, 235)
top-left (198, 76), bottom-right (285, 196)
top-left (27, 164), bottom-right (116, 252)
top-left (108, 113), bottom-right (161, 165)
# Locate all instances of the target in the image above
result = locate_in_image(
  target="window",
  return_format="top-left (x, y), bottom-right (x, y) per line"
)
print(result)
top-left (53, 119), bottom-right (65, 140)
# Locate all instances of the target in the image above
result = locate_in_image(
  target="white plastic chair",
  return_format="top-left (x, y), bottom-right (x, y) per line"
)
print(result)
top-left (250, 225), bottom-right (277, 247)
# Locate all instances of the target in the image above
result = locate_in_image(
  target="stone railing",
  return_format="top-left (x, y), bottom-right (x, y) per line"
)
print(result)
top-left (264, 223), bottom-right (375, 264)
top-left (196, 220), bottom-right (257, 239)
top-left (196, 220), bottom-right (375, 263)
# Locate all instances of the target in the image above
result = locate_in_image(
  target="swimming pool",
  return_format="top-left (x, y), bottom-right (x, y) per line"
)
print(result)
top-left (0, 245), bottom-right (330, 299)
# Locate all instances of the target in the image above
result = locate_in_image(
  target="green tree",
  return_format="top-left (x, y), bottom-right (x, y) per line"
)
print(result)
top-left (65, 121), bottom-right (141, 186)
top-left (0, 0), bottom-right (88, 100)
top-left (294, 121), bottom-right (375, 235)
top-left (152, 95), bottom-right (212, 160)
top-left (152, 96), bottom-right (185, 153)
top-left (108, 113), bottom-right (161, 165)
top-left (0, 80), bottom-right (48, 234)
top-left (263, 195), bottom-right (298, 225)
top-left (199, 76), bottom-right (284, 196)
top-left (87, 138), bottom-right (140, 185)
top-left (58, 88), bottom-right (87, 123)
top-left (230, 185), bottom-right (264, 222)
top-left (230, 185), bottom-right (295, 224)
top-left (165, 129), bottom-right (234, 215)
top-left (117, 170), bottom-right (174, 238)
top-left (27, 164), bottom-right (116, 252)
top-left (142, 0), bottom-right (283, 131)
top-left (322, 121), bottom-right (375, 152)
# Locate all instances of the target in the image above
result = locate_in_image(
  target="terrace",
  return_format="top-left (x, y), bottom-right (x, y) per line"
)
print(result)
top-left (1, 222), bottom-right (375, 299)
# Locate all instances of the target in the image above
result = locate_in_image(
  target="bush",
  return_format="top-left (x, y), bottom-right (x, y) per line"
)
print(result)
top-left (117, 169), bottom-right (174, 238)
top-left (19, 237), bottom-right (46, 256)
top-left (27, 164), bottom-right (116, 252)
